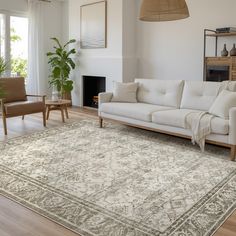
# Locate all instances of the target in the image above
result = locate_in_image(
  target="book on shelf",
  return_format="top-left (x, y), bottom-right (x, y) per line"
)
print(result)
top-left (216, 27), bottom-right (236, 33)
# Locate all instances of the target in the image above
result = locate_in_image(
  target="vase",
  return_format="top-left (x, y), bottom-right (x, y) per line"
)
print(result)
top-left (221, 44), bottom-right (228, 57)
top-left (51, 85), bottom-right (60, 102)
top-left (230, 44), bottom-right (236, 56)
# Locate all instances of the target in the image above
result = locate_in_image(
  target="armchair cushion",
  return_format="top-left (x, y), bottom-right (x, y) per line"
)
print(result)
top-left (0, 77), bottom-right (26, 103)
top-left (4, 101), bottom-right (45, 116)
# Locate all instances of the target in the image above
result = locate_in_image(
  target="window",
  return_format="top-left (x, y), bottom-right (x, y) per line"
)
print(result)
top-left (10, 16), bottom-right (28, 77)
top-left (0, 14), bottom-right (6, 59)
top-left (0, 11), bottom-right (28, 77)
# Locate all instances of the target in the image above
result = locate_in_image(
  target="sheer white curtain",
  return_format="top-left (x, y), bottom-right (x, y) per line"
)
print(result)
top-left (27, 0), bottom-right (45, 95)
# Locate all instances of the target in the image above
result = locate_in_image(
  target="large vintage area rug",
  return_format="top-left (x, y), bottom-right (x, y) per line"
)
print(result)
top-left (0, 120), bottom-right (236, 236)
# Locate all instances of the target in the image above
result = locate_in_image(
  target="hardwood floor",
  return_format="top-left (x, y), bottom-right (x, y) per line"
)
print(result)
top-left (0, 107), bottom-right (97, 141)
top-left (0, 107), bottom-right (235, 236)
top-left (0, 196), bottom-right (79, 236)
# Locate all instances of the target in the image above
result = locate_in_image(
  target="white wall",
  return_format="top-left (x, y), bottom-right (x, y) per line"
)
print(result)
top-left (122, 0), bottom-right (137, 83)
top-left (68, 0), bottom-right (124, 106)
top-left (68, 0), bottom-right (236, 106)
top-left (137, 0), bottom-right (236, 81)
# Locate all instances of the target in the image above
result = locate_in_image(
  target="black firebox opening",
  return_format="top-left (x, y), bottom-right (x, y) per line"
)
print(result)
top-left (83, 76), bottom-right (106, 108)
top-left (206, 65), bottom-right (229, 82)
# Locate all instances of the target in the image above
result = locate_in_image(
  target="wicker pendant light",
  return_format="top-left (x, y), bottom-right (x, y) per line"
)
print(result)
top-left (140, 0), bottom-right (190, 22)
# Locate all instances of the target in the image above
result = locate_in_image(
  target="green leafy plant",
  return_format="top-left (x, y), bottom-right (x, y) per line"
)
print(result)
top-left (10, 28), bottom-right (22, 42)
top-left (10, 28), bottom-right (27, 77)
top-left (0, 56), bottom-right (9, 77)
top-left (47, 38), bottom-right (76, 95)
top-left (11, 57), bottom-right (27, 77)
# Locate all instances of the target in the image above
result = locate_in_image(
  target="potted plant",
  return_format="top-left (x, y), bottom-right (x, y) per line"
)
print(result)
top-left (47, 38), bottom-right (76, 101)
top-left (0, 56), bottom-right (9, 77)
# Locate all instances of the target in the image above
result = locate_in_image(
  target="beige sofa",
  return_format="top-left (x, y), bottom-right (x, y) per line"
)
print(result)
top-left (98, 79), bottom-right (236, 161)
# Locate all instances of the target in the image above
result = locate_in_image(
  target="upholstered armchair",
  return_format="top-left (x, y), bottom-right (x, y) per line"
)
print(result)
top-left (0, 77), bottom-right (46, 135)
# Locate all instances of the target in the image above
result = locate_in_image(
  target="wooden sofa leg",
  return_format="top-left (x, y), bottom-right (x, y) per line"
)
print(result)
top-left (230, 145), bottom-right (236, 161)
top-left (43, 111), bottom-right (46, 127)
top-left (2, 116), bottom-right (7, 135)
top-left (99, 117), bottom-right (103, 128)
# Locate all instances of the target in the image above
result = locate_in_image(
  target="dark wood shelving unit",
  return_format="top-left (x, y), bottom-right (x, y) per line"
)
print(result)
top-left (203, 29), bottom-right (236, 81)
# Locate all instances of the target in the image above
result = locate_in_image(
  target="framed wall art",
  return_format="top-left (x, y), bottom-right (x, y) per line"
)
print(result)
top-left (80, 1), bottom-right (107, 49)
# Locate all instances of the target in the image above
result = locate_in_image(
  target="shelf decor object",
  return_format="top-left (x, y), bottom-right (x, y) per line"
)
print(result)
top-left (221, 44), bottom-right (229, 57)
top-left (80, 1), bottom-right (107, 49)
top-left (230, 44), bottom-right (236, 56)
top-left (139, 0), bottom-right (189, 22)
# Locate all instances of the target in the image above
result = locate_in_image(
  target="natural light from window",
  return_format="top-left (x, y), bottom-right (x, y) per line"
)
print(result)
top-left (0, 14), bottom-right (6, 59)
top-left (10, 16), bottom-right (28, 78)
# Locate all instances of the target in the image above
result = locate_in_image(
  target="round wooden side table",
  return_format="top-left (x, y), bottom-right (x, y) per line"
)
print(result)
top-left (45, 99), bottom-right (71, 123)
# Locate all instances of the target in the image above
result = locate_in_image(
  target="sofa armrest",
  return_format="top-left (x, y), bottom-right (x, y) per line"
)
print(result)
top-left (229, 107), bottom-right (236, 144)
top-left (99, 92), bottom-right (113, 106)
top-left (98, 92), bottom-right (113, 116)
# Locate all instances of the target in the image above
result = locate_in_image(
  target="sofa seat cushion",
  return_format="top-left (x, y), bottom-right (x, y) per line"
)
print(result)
top-left (100, 103), bottom-right (174, 122)
top-left (152, 109), bottom-right (229, 135)
top-left (5, 101), bottom-right (45, 116)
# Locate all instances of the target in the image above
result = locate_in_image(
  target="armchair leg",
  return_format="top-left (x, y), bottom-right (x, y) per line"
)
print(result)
top-left (99, 117), bottom-right (103, 128)
top-left (2, 115), bottom-right (7, 135)
top-left (22, 115), bottom-right (25, 120)
top-left (43, 111), bottom-right (46, 127)
top-left (230, 145), bottom-right (236, 161)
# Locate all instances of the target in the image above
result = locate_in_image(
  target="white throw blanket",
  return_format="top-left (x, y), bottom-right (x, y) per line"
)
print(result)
top-left (185, 112), bottom-right (214, 151)
top-left (184, 81), bottom-right (235, 151)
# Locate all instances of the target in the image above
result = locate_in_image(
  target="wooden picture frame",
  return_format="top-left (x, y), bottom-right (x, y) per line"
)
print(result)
top-left (80, 1), bottom-right (107, 49)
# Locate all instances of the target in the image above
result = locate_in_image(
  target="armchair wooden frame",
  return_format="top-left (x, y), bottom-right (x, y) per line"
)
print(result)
top-left (0, 95), bottom-right (46, 135)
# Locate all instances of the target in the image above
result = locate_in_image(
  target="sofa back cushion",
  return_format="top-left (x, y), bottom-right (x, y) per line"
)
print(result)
top-left (111, 82), bottom-right (138, 103)
top-left (209, 90), bottom-right (236, 119)
top-left (135, 79), bottom-right (184, 108)
top-left (180, 81), bottom-right (222, 111)
top-left (220, 80), bottom-right (236, 92)
top-left (0, 77), bottom-right (26, 103)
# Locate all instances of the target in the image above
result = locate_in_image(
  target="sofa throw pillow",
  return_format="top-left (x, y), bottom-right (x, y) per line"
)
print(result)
top-left (111, 82), bottom-right (138, 103)
top-left (209, 89), bottom-right (236, 119)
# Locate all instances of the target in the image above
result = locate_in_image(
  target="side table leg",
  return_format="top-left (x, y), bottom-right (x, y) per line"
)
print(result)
top-left (65, 105), bottom-right (69, 119)
top-left (60, 106), bottom-right (65, 123)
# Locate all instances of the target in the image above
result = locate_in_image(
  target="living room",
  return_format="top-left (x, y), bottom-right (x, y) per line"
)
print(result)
top-left (0, 0), bottom-right (236, 235)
